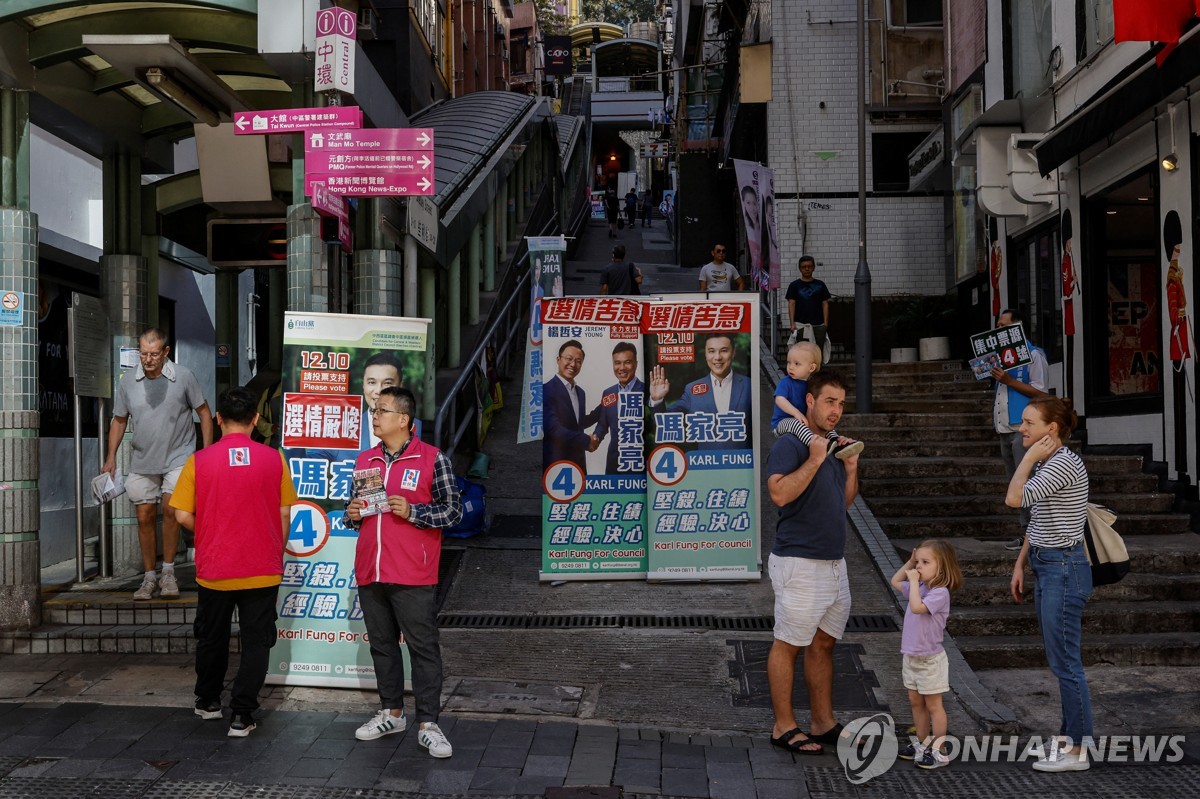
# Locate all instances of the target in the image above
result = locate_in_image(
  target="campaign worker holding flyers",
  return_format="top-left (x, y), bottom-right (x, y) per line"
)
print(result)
top-left (345, 387), bottom-right (462, 757)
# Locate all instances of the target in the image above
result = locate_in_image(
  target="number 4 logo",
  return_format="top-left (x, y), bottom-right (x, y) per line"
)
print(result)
top-left (649, 445), bottom-right (687, 486)
top-left (543, 462), bottom-right (585, 503)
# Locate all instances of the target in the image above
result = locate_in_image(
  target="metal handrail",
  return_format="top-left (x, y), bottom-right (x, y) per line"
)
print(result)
top-left (433, 188), bottom-right (558, 454)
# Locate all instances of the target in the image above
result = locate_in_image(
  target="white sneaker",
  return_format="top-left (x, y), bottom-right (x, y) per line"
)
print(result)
top-left (355, 709), bottom-right (406, 741)
top-left (418, 722), bottom-right (453, 758)
top-left (1032, 741), bottom-right (1089, 772)
top-left (133, 574), bottom-right (158, 601)
top-left (158, 570), bottom-right (179, 598)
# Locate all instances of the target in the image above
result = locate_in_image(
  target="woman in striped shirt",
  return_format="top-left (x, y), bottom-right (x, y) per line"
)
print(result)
top-left (1004, 396), bottom-right (1093, 773)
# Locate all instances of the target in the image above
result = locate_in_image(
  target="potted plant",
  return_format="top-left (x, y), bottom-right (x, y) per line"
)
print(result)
top-left (883, 294), bottom-right (955, 362)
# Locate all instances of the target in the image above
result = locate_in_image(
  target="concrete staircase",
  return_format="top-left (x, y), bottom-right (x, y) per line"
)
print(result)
top-left (836, 360), bottom-right (1200, 669)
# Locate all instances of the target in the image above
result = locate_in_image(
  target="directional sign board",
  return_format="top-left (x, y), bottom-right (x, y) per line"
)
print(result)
top-left (311, 182), bottom-right (352, 254)
top-left (308, 173), bottom-right (434, 197)
top-left (315, 6), bottom-right (356, 95)
top-left (305, 128), bottom-right (434, 151)
top-left (304, 128), bottom-right (437, 197)
top-left (234, 106), bottom-right (363, 135)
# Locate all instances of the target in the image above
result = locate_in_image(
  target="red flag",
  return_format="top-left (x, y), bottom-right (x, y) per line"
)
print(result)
top-left (1114, 0), bottom-right (1194, 44)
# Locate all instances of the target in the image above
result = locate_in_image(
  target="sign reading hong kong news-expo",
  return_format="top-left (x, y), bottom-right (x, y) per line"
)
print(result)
top-left (268, 312), bottom-right (430, 688)
top-left (538, 295), bottom-right (761, 582)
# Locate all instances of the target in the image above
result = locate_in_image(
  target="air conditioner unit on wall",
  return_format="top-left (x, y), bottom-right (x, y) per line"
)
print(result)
top-left (358, 8), bottom-right (378, 40)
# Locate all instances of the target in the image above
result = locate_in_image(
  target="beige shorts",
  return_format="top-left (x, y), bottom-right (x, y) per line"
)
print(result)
top-left (902, 651), bottom-right (950, 695)
top-left (768, 553), bottom-right (851, 647)
top-left (125, 466), bottom-right (184, 505)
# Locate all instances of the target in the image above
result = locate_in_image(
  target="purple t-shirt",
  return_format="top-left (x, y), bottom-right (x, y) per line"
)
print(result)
top-left (899, 582), bottom-right (950, 656)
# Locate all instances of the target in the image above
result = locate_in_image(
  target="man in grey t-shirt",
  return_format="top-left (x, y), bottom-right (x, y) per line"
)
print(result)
top-left (103, 328), bottom-right (213, 600)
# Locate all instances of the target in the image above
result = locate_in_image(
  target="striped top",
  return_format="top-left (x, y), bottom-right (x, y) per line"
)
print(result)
top-left (1022, 447), bottom-right (1089, 548)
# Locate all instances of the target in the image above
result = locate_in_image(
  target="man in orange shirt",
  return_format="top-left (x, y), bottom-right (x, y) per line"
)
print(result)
top-left (171, 386), bottom-right (298, 738)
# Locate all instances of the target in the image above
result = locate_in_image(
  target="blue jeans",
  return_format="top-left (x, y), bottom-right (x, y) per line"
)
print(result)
top-left (1030, 541), bottom-right (1093, 743)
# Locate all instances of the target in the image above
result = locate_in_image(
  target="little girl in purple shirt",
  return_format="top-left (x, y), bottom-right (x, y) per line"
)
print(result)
top-left (890, 539), bottom-right (964, 769)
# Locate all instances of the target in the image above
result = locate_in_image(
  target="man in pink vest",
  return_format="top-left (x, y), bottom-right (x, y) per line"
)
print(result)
top-left (346, 386), bottom-right (462, 757)
top-left (171, 386), bottom-right (298, 738)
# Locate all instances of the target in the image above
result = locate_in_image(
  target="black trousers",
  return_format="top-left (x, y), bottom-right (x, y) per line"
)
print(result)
top-left (359, 582), bottom-right (443, 724)
top-left (194, 584), bottom-right (279, 714)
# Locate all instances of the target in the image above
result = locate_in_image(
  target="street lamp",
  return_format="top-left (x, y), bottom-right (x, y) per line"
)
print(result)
top-left (854, 0), bottom-right (873, 413)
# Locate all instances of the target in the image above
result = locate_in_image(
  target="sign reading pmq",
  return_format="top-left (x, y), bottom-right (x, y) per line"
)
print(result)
top-left (304, 128), bottom-right (437, 197)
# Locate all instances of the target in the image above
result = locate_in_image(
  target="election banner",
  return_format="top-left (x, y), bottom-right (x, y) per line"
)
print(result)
top-left (268, 311), bottom-right (429, 688)
top-left (643, 295), bottom-right (761, 581)
top-left (539, 297), bottom-right (648, 581)
top-left (732, 160), bottom-right (780, 291)
top-left (517, 236), bottom-right (568, 444)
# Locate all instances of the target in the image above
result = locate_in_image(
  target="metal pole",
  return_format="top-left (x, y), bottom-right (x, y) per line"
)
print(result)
top-left (854, 0), bottom-right (873, 413)
top-left (770, 291), bottom-right (778, 362)
top-left (98, 399), bottom-right (111, 577)
top-left (73, 393), bottom-right (85, 583)
top-left (404, 234), bottom-right (419, 317)
top-left (447, 252), bottom-right (462, 368)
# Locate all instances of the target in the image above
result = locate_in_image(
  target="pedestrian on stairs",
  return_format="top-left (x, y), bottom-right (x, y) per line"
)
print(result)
top-left (989, 309), bottom-right (1049, 550)
top-left (1005, 396), bottom-right (1093, 773)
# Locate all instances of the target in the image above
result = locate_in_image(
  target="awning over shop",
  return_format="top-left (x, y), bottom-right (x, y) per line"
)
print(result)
top-left (409, 91), bottom-right (551, 265)
top-left (1035, 28), bottom-right (1200, 176)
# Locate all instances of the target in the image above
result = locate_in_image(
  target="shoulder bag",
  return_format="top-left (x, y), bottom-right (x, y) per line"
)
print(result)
top-left (1082, 502), bottom-right (1130, 585)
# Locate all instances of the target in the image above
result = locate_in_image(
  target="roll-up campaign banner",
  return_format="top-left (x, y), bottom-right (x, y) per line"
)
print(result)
top-left (539, 296), bottom-right (648, 581)
top-left (518, 236), bottom-right (568, 444)
top-left (268, 312), bottom-right (430, 688)
top-left (732, 160), bottom-right (781, 290)
top-left (643, 295), bottom-right (761, 580)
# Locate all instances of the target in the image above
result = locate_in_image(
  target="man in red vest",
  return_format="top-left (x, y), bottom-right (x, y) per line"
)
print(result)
top-left (171, 386), bottom-right (298, 738)
top-left (346, 386), bottom-right (462, 757)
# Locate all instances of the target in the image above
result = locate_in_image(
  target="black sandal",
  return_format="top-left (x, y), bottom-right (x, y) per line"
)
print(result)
top-left (809, 723), bottom-right (845, 745)
top-left (770, 728), bottom-right (824, 755)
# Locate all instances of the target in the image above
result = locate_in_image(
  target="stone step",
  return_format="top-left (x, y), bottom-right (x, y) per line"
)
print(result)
top-left (862, 473), bottom-right (1159, 497)
top-left (947, 600), bottom-right (1200, 637)
top-left (838, 414), bottom-right (992, 429)
top-left (859, 455), bottom-right (1145, 479)
top-left (0, 622), bottom-right (238, 656)
top-left (835, 425), bottom-right (999, 441)
top-left (859, 457), bottom-right (1008, 478)
top-left (847, 398), bottom-right (993, 414)
top-left (860, 442), bottom-right (1014, 458)
top-left (836, 360), bottom-right (968, 376)
top-left (956, 632), bottom-right (1200, 668)
top-left (41, 597), bottom-right (198, 627)
top-left (844, 381), bottom-right (992, 396)
top-left (876, 513), bottom-right (1193, 539)
top-left (950, 573), bottom-right (1200, 606)
top-left (865, 492), bottom-right (1175, 517)
top-left (891, 535), bottom-right (1200, 577)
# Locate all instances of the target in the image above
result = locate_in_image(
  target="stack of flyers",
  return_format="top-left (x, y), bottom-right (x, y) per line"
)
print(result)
top-left (969, 352), bottom-right (1002, 380)
top-left (353, 467), bottom-right (390, 516)
top-left (91, 469), bottom-right (126, 503)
